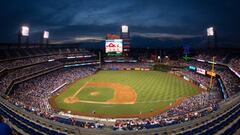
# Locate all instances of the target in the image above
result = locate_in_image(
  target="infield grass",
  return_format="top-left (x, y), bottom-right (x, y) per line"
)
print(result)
top-left (53, 70), bottom-right (199, 116)
top-left (76, 87), bottom-right (114, 102)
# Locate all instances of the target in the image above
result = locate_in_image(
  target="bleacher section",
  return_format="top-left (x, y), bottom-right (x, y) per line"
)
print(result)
top-left (0, 48), bottom-right (239, 134)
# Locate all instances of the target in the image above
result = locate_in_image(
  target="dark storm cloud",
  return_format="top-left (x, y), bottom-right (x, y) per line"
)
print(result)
top-left (0, 0), bottom-right (239, 47)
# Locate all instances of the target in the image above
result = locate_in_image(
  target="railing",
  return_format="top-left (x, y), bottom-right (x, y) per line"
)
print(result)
top-left (0, 92), bottom-right (239, 135)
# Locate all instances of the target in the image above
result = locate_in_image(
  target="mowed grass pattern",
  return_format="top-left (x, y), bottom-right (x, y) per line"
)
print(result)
top-left (54, 70), bottom-right (199, 115)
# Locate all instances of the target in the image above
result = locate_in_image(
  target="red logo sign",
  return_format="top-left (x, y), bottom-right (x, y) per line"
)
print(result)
top-left (107, 43), bottom-right (116, 47)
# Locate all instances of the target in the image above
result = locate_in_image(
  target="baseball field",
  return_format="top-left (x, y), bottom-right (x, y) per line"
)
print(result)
top-left (50, 70), bottom-right (201, 118)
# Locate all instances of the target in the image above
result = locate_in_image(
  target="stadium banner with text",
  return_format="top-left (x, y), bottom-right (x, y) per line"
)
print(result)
top-left (183, 76), bottom-right (190, 81)
top-left (64, 62), bottom-right (100, 67)
top-left (144, 68), bottom-right (150, 71)
top-left (206, 71), bottom-right (216, 77)
top-left (135, 68), bottom-right (141, 71)
top-left (106, 34), bottom-right (120, 39)
top-left (199, 84), bottom-right (208, 90)
top-left (105, 39), bottom-right (123, 53)
top-left (104, 60), bottom-right (137, 63)
top-left (196, 59), bottom-right (205, 62)
top-left (196, 67), bottom-right (206, 75)
top-left (188, 66), bottom-right (196, 71)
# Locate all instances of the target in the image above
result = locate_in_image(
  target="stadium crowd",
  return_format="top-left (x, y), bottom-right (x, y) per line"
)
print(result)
top-left (0, 61), bottom-right (63, 94)
top-left (163, 60), bottom-right (188, 67)
top-left (102, 63), bottom-right (151, 70)
top-left (0, 48), bottom-right (88, 59)
top-left (229, 58), bottom-right (240, 73)
top-left (217, 69), bottom-right (240, 96)
top-left (179, 70), bottom-right (212, 87)
top-left (112, 65), bottom-right (223, 131)
top-left (193, 52), bottom-right (226, 63)
top-left (8, 67), bottom-right (97, 118)
top-left (193, 52), bottom-right (240, 73)
top-left (1, 56), bottom-right (238, 131)
top-left (113, 91), bottom-right (220, 131)
top-left (186, 60), bottom-right (240, 97)
top-left (0, 53), bottom-right (94, 70)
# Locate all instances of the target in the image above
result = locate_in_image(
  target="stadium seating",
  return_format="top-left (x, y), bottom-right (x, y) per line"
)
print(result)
top-left (0, 48), bottom-right (239, 134)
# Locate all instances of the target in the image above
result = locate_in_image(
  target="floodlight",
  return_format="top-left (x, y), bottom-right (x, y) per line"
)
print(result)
top-left (207, 27), bottom-right (214, 36)
top-left (43, 31), bottom-right (49, 39)
top-left (21, 26), bottom-right (29, 36)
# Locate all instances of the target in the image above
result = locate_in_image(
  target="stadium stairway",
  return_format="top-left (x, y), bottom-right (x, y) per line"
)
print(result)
top-left (0, 103), bottom-right (67, 135)
top-left (176, 101), bottom-right (240, 135)
top-left (1, 94), bottom-right (240, 135)
top-left (0, 86), bottom-right (240, 134)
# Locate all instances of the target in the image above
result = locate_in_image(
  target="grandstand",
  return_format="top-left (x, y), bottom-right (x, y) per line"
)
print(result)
top-left (0, 43), bottom-right (239, 135)
top-left (1, 0), bottom-right (240, 134)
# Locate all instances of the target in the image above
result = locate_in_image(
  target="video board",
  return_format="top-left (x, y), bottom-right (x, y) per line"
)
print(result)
top-left (105, 39), bottom-right (123, 53)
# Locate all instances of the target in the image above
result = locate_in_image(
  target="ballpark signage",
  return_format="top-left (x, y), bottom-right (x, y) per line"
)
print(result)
top-left (196, 67), bottom-right (206, 75)
top-left (105, 39), bottom-right (123, 53)
top-left (207, 71), bottom-right (216, 77)
top-left (122, 25), bottom-right (128, 33)
top-left (189, 66), bottom-right (196, 71)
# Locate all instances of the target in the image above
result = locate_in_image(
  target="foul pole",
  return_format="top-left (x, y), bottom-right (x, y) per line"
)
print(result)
top-left (99, 51), bottom-right (101, 68)
top-left (209, 56), bottom-right (215, 89)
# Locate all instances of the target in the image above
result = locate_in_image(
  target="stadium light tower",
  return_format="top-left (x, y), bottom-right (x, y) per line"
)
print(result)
top-left (43, 31), bottom-right (49, 39)
top-left (18, 25), bottom-right (30, 46)
top-left (42, 30), bottom-right (49, 45)
top-left (209, 56), bottom-right (216, 89)
top-left (207, 27), bottom-right (214, 37)
top-left (206, 26), bottom-right (217, 48)
top-left (21, 26), bottom-right (30, 37)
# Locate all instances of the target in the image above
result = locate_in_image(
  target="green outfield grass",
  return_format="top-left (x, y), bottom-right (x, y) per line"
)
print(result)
top-left (53, 70), bottom-right (199, 117)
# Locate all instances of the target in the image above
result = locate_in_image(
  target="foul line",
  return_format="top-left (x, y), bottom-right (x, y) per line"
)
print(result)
top-left (135, 99), bottom-right (178, 103)
top-left (73, 82), bottom-right (89, 97)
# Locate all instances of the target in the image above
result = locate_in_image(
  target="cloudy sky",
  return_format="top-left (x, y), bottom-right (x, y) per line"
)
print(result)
top-left (0, 0), bottom-right (240, 48)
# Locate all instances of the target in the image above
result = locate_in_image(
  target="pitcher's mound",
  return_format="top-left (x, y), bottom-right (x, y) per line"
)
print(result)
top-left (90, 92), bottom-right (99, 96)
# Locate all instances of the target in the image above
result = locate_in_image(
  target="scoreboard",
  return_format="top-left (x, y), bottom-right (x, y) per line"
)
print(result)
top-left (105, 39), bottom-right (123, 53)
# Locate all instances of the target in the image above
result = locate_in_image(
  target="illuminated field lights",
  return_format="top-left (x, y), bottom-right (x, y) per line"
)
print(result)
top-left (207, 27), bottom-right (214, 36)
top-left (43, 31), bottom-right (49, 39)
top-left (21, 26), bottom-right (29, 36)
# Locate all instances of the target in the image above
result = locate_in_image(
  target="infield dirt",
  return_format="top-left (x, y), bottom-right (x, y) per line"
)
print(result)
top-left (64, 82), bottom-right (137, 104)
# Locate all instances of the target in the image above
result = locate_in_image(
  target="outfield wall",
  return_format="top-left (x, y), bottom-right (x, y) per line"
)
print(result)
top-left (102, 67), bottom-right (151, 71)
top-left (172, 71), bottom-right (208, 90)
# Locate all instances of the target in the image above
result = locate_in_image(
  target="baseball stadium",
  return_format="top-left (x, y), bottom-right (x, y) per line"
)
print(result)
top-left (0, 1), bottom-right (240, 135)
top-left (50, 70), bottom-right (201, 118)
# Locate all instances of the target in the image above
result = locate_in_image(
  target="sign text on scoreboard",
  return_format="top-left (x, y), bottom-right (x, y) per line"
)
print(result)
top-left (105, 39), bottom-right (123, 53)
